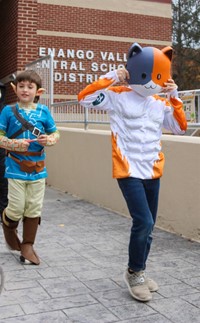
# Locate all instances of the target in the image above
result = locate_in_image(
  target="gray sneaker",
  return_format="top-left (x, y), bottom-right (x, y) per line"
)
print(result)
top-left (145, 275), bottom-right (159, 292)
top-left (123, 269), bottom-right (152, 302)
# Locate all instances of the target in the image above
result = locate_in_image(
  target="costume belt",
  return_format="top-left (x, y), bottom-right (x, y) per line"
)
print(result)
top-left (7, 149), bottom-right (44, 156)
top-left (8, 151), bottom-right (45, 173)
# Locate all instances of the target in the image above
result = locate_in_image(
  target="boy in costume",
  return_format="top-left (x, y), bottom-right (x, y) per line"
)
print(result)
top-left (78, 43), bottom-right (187, 301)
top-left (0, 70), bottom-right (59, 265)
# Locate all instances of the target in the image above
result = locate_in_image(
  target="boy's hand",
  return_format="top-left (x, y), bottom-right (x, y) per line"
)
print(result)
top-left (163, 79), bottom-right (179, 99)
top-left (37, 132), bottom-right (59, 146)
top-left (162, 79), bottom-right (178, 93)
top-left (37, 134), bottom-right (48, 146)
top-left (116, 68), bottom-right (130, 82)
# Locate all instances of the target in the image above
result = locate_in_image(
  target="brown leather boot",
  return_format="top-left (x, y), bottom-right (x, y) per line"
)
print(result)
top-left (2, 211), bottom-right (21, 251)
top-left (20, 217), bottom-right (40, 265)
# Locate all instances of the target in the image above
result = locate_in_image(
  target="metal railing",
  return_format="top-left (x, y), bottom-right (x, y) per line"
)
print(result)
top-left (51, 89), bottom-right (200, 131)
top-left (50, 100), bottom-right (110, 130)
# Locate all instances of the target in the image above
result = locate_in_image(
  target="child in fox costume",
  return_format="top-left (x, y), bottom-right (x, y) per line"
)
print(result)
top-left (78, 43), bottom-right (187, 302)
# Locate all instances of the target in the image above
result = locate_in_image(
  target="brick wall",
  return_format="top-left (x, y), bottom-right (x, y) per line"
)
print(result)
top-left (17, 0), bottom-right (38, 68)
top-left (0, 0), bottom-right (38, 103)
top-left (37, 5), bottom-right (171, 40)
top-left (0, 0), bottom-right (18, 102)
top-left (37, 4), bottom-right (172, 98)
top-left (0, 0), bottom-right (172, 103)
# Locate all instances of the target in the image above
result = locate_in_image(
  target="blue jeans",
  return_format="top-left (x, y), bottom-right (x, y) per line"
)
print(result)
top-left (117, 177), bottom-right (160, 272)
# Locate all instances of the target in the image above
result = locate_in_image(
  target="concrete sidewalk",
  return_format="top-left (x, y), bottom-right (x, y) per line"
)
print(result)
top-left (0, 186), bottom-right (200, 323)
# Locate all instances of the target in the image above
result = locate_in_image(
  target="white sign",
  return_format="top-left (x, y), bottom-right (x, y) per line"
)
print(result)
top-left (39, 47), bottom-right (127, 83)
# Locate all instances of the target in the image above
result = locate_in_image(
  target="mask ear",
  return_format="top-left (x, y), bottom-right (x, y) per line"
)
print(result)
top-left (128, 42), bottom-right (143, 58)
top-left (36, 88), bottom-right (46, 96)
top-left (162, 46), bottom-right (173, 61)
top-left (10, 82), bottom-right (17, 94)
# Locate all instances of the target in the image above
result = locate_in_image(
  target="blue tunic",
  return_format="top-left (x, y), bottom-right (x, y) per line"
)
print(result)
top-left (0, 103), bottom-right (57, 180)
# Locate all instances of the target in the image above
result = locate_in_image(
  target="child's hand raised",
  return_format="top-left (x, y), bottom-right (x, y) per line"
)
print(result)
top-left (162, 79), bottom-right (178, 93)
top-left (116, 68), bottom-right (130, 82)
top-left (162, 79), bottom-right (179, 99)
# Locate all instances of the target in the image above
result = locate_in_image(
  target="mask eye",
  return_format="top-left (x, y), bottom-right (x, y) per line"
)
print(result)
top-left (157, 74), bottom-right (161, 80)
top-left (142, 73), bottom-right (147, 79)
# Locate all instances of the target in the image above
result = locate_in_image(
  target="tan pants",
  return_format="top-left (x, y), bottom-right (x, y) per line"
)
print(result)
top-left (6, 178), bottom-right (46, 221)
